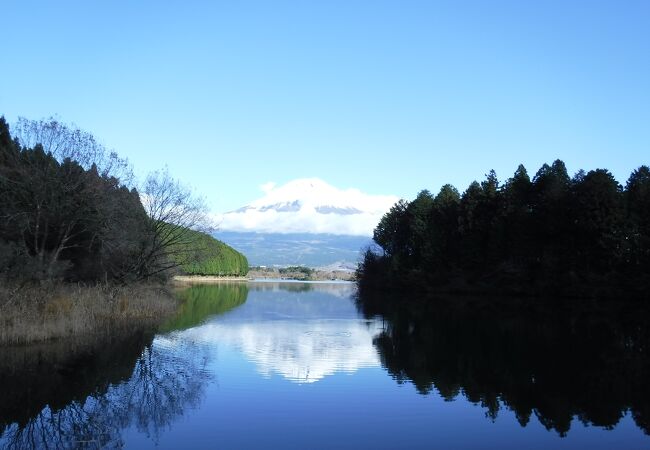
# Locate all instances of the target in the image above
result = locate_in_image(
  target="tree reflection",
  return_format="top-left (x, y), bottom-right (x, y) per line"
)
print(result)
top-left (356, 293), bottom-right (650, 437)
top-left (248, 282), bottom-right (315, 293)
top-left (162, 283), bottom-right (249, 332)
top-left (0, 332), bottom-right (211, 449)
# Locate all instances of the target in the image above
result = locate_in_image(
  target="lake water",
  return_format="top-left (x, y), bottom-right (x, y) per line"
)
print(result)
top-left (1, 281), bottom-right (649, 449)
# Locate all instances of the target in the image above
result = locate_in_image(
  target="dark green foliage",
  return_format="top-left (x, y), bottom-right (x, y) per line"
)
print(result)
top-left (570, 169), bottom-right (624, 274)
top-left (373, 199), bottom-right (410, 259)
top-left (173, 228), bottom-right (249, 277)
top-left (625, 166), bottom-right (650, 271)
top-left (0, 116), bottom-right (247, 282)
top-left (0, 117), bottom-right (149, 281)
top-left (428, 185), bottom-right (460, 273)
top-left (358, 160), bottom-right (650, 298)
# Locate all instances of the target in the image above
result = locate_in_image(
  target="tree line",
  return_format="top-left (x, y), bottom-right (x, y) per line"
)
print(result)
top-left (175, 228), bottom-right (249, 277)
top-left (358, 160), bottom-right (650, 298)
top-left (0, 116), bottom-right (247, 283)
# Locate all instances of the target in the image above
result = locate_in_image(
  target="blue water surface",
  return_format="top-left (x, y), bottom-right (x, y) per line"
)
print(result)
top-left (2, 281), bottom-right (648, 449)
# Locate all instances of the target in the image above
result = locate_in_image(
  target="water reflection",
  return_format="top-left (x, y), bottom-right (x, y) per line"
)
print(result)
top-left (3, 282), bottom-right (649, 448)
top-left (0, 328), bottom-right (212, 449)
top-left (186, 281), bottom-right (382, 383)
top-left (355, 292), bottom-right (650, 437)
top-left (247, 280), bottom-right (357, 297)
top-left (0, 282), bottom-right (367, 449)
top-left (160, 283), bottom-right (249, 332)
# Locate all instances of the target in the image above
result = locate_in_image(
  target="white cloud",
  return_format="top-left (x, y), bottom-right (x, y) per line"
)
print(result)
top-left (185, 319), bottom-right (383, 383)
top-left (260, 181), bottom-right (276, 193)
top-left (216, 178), bottom-right (399, 236)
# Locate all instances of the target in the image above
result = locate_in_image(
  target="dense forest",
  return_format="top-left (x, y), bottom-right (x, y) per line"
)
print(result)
top-left (0, 116), bottom-right (247, 283)
top-left (358, 160), bottom-right (650, 298)
top-left (174, 228), bottom-right (249, 277)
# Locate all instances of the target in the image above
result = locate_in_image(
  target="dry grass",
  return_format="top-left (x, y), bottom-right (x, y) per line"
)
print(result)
top-left (0, 282), bottom-right (179, 345)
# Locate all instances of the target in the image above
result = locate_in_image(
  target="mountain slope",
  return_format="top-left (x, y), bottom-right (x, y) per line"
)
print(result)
top-left (214, 231), bottom-right (371, 268)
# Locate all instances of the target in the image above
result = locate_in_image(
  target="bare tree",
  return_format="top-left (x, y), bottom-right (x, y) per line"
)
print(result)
top-left (12, 116), bottom-right (133, 185)
top-left (135, 168), bottom-right (214, 279)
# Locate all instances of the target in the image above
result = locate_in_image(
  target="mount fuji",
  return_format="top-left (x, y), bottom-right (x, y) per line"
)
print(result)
top-left (214, 178), bottom-right (398, 267)
top-left (217, 178), bottom-right (398, 236)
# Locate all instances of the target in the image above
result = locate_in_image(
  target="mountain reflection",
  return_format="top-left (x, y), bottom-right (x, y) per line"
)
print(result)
top-left (0, 331), bottom-right (211, 449)
top-left (191, 319), bottom-right (382, 383)
top-left (247, 280), bottom-right (357, 297)
top-left (0, 281), bottom-right (363, 449)
top-left (187, 281), bottom-right (382, 383)
top-left (355, 292), bottom-right (650, 437)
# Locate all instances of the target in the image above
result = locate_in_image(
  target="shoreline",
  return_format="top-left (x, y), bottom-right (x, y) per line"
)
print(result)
top-left (172, 275), bottom-right (249, 283)
top-left (247, 268), bottom-right (355, 282)
top-left (171, 275), bottom-right (354, 286)
top-left (249, 277), bottom-right (354, 284)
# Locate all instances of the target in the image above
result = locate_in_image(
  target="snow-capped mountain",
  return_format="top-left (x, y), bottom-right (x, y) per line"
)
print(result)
top-left (217, 178), bottom-right (398, 236)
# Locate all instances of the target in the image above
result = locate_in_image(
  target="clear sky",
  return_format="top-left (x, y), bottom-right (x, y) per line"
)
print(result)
top-left (1, 0), bottom-right (648, 214)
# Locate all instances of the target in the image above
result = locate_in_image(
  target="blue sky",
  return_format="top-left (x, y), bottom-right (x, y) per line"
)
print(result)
top-left (1, 1), bottom-right (648, 213)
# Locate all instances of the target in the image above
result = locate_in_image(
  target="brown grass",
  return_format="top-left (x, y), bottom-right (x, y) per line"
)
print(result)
top-left (0, 282), bottom-right (179, 345)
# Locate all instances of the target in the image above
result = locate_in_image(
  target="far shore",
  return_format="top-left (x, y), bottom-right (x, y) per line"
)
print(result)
top-left (172, 275), bottom-right (249, 283)
top-left (173, 270), bottom-right (355, 283)
top-left (248, 268), bottom-right (355, 282)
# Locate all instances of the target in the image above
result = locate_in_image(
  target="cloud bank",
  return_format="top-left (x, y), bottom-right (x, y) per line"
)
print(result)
top-left (216, 178), bottom-right (398, 236)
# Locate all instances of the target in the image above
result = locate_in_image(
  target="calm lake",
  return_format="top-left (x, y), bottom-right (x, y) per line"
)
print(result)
top-left (1, 281), bottom-right (649, 449)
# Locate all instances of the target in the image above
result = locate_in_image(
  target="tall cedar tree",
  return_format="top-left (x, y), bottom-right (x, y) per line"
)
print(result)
top-left (358, 160), bottom-right (650, 297)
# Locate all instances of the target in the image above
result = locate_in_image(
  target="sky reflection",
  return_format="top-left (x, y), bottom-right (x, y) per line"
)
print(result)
top-left (182, 282), bottom-right (383, 383)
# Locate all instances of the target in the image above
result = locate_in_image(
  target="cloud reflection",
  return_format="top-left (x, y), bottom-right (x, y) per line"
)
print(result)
top-left (184, 283), bottom-right (383, 383)
top-left (193, 320), bottom-right (382, 383)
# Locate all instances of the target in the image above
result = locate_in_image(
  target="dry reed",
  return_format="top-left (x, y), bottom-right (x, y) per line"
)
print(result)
top-left (0, 282), bottom-right (179, 345)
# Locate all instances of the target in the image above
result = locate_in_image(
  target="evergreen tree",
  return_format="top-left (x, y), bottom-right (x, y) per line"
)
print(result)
top-left (625, 166), bottom-right (650, 272)
top-left (570, 169), bottom-right (624, 274)
top-left (359, 160), bottom-right (649, 298)
top-left (428, 184), bottom-right (460, 273)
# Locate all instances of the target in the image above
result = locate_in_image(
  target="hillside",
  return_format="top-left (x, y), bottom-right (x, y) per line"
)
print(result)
top-left (173, 229), bottom-right (249, 277)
